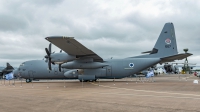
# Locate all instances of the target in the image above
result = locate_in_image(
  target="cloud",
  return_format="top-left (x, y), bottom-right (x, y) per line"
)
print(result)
top-left (0, 0), bottom-right (199, 67)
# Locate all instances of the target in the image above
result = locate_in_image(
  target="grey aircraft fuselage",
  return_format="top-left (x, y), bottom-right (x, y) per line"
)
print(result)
top-left (14, 58), bottom-right (160, 80)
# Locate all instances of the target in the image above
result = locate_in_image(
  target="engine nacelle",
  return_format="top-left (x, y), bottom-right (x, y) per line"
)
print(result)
top-left (64, 69), bottom-right (78, 78)
top-left (51, 53), bottom-right (76, 64)
top-left (61, 62), bottom-right (108, 69)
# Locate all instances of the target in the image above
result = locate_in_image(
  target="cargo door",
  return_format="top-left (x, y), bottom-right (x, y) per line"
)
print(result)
top-left (106, 66), bottom-right (112, 76)
top-left (28, 70), bottom-right (34, 79)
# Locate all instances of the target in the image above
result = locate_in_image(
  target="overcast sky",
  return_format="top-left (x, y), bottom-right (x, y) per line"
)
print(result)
top-left (0, 0), bottom-right (200, 67)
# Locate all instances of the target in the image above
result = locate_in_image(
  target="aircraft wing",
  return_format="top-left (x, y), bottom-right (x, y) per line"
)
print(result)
top-left (160, 53), bottom-right (192, 63)
top-left (45, 36), bottom-right (103, 62)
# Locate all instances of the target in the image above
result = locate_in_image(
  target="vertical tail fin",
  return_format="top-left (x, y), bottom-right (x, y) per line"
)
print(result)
top-left (134, 23), bottom-right (178, 59)
top-left (6, 63), bottom-right (14, 69)
top-left (151, 22), bottom-right (178, 57)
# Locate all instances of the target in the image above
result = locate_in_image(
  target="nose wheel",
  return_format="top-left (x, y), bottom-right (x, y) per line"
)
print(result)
top-left (26, 79), bottom-right (32, 83)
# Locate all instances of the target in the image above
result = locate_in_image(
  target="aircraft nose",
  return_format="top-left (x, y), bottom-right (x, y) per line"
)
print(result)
top-left (13, 69), bottom-right (18, 77)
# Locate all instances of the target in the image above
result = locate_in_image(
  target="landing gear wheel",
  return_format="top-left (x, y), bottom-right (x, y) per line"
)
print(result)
top-left (89, 79), bottom-right (97, 82)
top-left (26, 79), bottom-right (32, 83)
top-left (79, 80), bottom-right (96, 82)
top-left (79, 80), bottom-right (87, 82)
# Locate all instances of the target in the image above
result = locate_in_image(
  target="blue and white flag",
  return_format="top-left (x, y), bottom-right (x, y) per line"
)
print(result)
top-left (5, 72), bottom-right (14, 80)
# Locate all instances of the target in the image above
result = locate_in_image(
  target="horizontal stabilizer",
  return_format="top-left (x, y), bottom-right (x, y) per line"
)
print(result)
top-left (160, 53), bottom-right (192, 63)
top-left (141, 51), bottom-right (152, 54)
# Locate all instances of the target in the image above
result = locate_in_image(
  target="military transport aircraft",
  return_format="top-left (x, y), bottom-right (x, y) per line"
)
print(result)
top-left (13, 23), bottom-right (192, 82)
top-left (156, 63), bottom-right (199, 74)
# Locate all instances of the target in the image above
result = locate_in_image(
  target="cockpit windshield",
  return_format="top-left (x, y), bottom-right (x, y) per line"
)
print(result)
top-left (20, 63), bottom-right (25, 67)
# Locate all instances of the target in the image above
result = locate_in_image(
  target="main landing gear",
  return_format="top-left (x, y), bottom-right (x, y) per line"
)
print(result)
top-left (79, 79), bottom-right (97, 82)
top-left (26, 79), bottom-right (32, 83)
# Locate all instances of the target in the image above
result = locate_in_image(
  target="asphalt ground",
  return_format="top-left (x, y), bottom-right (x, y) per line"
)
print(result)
top-left (0, 74), bottom-right (200, 112)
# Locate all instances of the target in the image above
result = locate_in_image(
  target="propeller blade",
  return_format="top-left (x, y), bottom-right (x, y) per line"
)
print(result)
top-left (45, 43), bottom-right (53, 70)
top-left (48, 58), bottom-right (52, 70)
top-left (49, 43), bottom-right (52, 54)
top-left (59, 64), bottom-right (61, 72)
top-left (45, 48), bottom-right (50, 56)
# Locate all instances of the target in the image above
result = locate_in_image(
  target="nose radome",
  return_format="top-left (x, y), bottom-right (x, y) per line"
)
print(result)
top-left (13, 69), bottom-right (18, 77)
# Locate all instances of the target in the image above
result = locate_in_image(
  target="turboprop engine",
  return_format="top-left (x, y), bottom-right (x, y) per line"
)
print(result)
top-left (61, 62), bottom-right (108, 69)
top-left (44, 43), bottom-right (76, 71)
top-left (50, 53), bottom-right (76, 64)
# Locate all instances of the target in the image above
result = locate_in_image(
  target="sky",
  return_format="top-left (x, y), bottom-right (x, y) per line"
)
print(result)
top-left (0, 0), bottom-right (200, 67)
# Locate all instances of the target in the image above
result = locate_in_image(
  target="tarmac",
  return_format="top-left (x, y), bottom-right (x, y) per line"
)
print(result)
top-left (0, 74), bottom-right (200, 112)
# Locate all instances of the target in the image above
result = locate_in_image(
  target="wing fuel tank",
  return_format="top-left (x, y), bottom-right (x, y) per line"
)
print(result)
top-left (61, 62), bottom-right (108, 69)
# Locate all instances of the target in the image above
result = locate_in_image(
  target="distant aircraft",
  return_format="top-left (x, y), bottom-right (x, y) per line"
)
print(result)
top-left (156, 63), bottom-right (199, 74)
top-left (0, 63), bottom-right (14, 79)
top-left (14, 23), bottom-right (192, 82)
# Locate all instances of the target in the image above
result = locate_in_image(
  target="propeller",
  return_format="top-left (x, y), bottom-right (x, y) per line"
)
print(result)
top-left (59, 64), bottom-right (61, 72)
top-left (45, 43), bottom-right (52, 70)
top-left (44, 44), bottom-right (63, 72)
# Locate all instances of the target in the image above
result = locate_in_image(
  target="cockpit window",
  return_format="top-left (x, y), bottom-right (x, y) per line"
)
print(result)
top-left (20, 63), bottom-right (25, 67)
